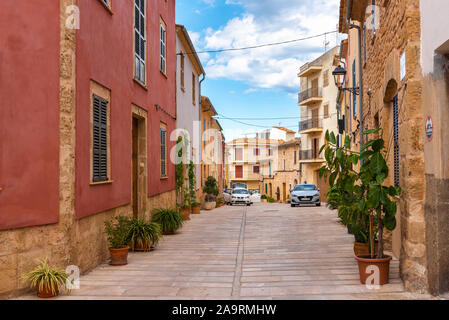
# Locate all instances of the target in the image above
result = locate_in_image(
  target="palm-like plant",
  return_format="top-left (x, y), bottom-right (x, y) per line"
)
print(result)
top-left (23, 259), bottom-right (69, 297)
top-left (104, 216), bottom-right (132, 249)
top-left (151, 208), bottom-right (183, 234)
top-left (127, 218), bottom-right (162, 251)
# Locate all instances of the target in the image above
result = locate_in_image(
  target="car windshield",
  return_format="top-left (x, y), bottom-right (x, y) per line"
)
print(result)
top-left (293, 185), bottom-right (317, 191)
top-left (233, 189), bottom-right (249, 194)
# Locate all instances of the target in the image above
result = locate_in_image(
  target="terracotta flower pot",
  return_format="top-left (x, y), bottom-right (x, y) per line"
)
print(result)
top-left (180, 207), bottom-right (191, 221)
top-left (163, 230), bottom-right (176, 235)
top-left (204, 201), bottom-right (216, 210)
top-left (131, 240), bottom-right (154, 252)
top-left (355, 255), bottom-right (392, 285)
top-left (192, 205), bottom-right (201, 214)
top-left (353, 241), bottom-right (379, 256)
top-left (37, 283), bottom-right (59, 298)
top-left (109, 246), bottom-right (129, 266)
top-left (261, 199), bottom-right (267, 203)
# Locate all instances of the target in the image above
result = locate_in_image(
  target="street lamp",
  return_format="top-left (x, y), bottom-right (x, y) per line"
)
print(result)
top-left (332, 65), bottom-right (360, 95)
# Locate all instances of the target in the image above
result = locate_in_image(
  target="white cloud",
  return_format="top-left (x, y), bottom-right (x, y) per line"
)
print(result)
top-left (197, 0), bottom-right (341, 94)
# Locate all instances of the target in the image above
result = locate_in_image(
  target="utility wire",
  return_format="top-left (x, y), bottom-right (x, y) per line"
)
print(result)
top-left (178, 30), bottom-right (338, 55)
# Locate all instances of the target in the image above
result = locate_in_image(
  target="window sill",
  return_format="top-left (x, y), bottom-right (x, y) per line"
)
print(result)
top-left (133, 78), bottom-right (148, 91)
top-left (160, 176), bottom-right (168, 180)
top-left (90, 180), bottom-right (114, 186)
top-left (160, 70), bottom-right (168, 79)
top-left (98, 0), bottom-right (113, 15)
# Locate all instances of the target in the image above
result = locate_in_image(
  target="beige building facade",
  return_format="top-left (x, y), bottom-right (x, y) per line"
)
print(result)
top-left (298, 46), bottom-right (341, 200)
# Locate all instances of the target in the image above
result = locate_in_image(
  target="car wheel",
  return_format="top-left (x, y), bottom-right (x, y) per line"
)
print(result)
top-left (229, 203), bottom-right (233, 206)
top-left (247, 204), bottom-right (251, 206)
top-left (291, 204), bottom-right (296, 207)
top-left (316, 202), bottom-right (321, 207)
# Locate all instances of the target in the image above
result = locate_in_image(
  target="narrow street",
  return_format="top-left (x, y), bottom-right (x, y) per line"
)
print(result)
top-left (19, 204), bottom-right (432, 300)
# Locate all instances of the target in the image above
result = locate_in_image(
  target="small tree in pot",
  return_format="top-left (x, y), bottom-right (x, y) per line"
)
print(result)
top-left (203, 176), bottom-right (219, 210)
top-left (320, 129), bottom-right (401, 285)
top-left (104, 216), bottom-right (131, 266)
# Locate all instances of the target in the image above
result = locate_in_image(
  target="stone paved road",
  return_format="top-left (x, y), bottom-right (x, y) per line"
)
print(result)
top-left (18, 203), bottom-right (434, 300)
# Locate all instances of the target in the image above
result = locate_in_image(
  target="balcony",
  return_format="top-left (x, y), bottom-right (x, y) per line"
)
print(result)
top-left (298, 87), bottom-right (323, 106)
top-left (299, 118), bottom-right (323, 134)
top-left (298, 62), bottom-right (323, 78)
top-left (299, 149), bottom-right (323, 163)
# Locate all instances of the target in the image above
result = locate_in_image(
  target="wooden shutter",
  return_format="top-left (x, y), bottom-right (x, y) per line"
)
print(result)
top-left (235, 148), bottom-right (243, 161)
top-left (323, 70), bottom-right (329, 87)
top-left (160, 125), bottom-right (167, 177)
top-left (93, 95), bottom-right (108, 182)
top-left (324, 104), bottom-right (329, 118)
top-left (235, 165), bottom-right (243, 178)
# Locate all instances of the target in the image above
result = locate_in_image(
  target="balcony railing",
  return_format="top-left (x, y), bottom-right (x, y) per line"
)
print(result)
top-left (299, 149), bottom-right (321, 161)
top-left (299, 61), bottom-right (322, 74)
top-left (298, 87), bottom-right (322, 104)
top-left (299, 118), bottom-right (323, 132)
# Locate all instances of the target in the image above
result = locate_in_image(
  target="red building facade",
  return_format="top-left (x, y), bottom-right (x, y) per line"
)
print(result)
top-left (0, 0), bottom-right (176, 296)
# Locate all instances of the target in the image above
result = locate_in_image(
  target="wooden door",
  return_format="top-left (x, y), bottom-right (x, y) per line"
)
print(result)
top-left (312, 108), bottom-right (319, 128)
top-left (311, 78), bottom-right (319, 97)
top-left (132, 118), bottom-right (139, 218)
top-left (313, 138), bottom-right (319, 159)
top-left (282, 183), bottom-right (286, 202)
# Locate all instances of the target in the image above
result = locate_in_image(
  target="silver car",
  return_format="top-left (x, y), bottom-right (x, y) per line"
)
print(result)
top-left (230, 188), bottom-right (252, 206)
top-left (290, 184), bottom-right (321, 207)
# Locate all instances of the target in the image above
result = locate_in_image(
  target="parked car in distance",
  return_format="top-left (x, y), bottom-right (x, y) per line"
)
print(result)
top-left (230, 188), bottom-right (252, 206)
top-left (250, 190), bottom-right (261, 202)
top-left (290, 184), bottom-right (321, 207)
top-left (223, 189), bottom-right (232, 204)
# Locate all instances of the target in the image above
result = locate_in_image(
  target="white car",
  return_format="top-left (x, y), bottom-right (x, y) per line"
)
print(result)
top-left (230, 188), bottom-right (252, 206)
top-left (290, 184), bottom-right (321, 207)
top-left (222, 189), bottom-right (232, 204)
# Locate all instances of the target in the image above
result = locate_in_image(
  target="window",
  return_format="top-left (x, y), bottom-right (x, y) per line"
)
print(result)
top-left (323, 70), bottom-right (329, 87)
top-left (160, 123), bottom-right (167, 177)
top-left (269, 161), bottom-right (272, 176)
top-left (294, 151), bottom-right (297, 164)
top-left (253, 148), bottom-right (260, 156)
top-left (253, 165), bottom-right (260, 174)
top-left (160, 20), bottom-right (167, 74)
top-left (352, 59), bottom-right (357, 117)
top-left (267, 148), bottom-right (273, 156)
top-left (235, 165), bottom-right (243, 178)
top-left (234, 147), bottom-right (243, 161)
top-left (283, 160), bottom-right (286, 170)
top-left (92, 95), bottom-right (109, 183)
top-left (180, 52), bottom-right (185, 91)
top-left (192, 73), bottom-right (196, 105)
top-left (324, 104), bottom-right (329, 118)
top-left (134, 0), bottom-right (146, 84)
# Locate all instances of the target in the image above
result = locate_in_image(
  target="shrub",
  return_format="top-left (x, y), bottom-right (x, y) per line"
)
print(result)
top-left (203, 176), bottom-right (219, 197)
top-left (151, 208), bottom-right (183, 234)
top-left (261, 194), bottom-right (267, 200)
top-left (267, 197), bottom-right (275, 203)
top-left (104, 216), bottom-right (132, 249)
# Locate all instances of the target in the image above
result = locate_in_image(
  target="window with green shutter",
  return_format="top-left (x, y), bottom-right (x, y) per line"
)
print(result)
top-left (92, 95), bottom-right (109, 182)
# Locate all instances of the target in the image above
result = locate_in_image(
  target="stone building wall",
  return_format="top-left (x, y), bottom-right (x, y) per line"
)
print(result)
top-left (360, 0), bottom-right (428, 293)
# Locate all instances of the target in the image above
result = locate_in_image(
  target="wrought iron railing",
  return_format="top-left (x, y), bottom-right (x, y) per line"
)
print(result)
top-left (298, 87), bottom-right (322, 104)
top-left (299, 149), bottom-right (321, 161)
top-left (299, 118), bottom-right (323, 132)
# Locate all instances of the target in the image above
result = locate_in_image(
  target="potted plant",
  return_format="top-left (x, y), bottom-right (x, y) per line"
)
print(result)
top-left (203, 176), bottom-right (219, 210)
top-left (176, 137), bottom-right (190, 221)
top-left (320, 129), bottom-right (401, 285)
top-left (261, 194), bottom-right (267, 203)
top-left (188, 161), bottom-right (201, 214)
top-left (151, 208), bottom-right (183, 235)
top-left (104, 216), bottom-right (131, 266)
top-left (216, 197), bottom-right (226, 207)
top-left (127, 218), bottom-right (162, 252)
top-left (23, 258), bottom-right (69, 298)
top-left (267, 196), bottom-right (275, 203)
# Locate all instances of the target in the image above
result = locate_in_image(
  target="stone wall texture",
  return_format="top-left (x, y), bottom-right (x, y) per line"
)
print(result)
top-left (360, 0), bottom-right (428, 293)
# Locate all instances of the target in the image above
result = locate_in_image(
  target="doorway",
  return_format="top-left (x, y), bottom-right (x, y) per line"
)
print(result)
top-left (131, 105), bottom-right (148, 219)
top-left (282, 183), bottom-right (286, 202)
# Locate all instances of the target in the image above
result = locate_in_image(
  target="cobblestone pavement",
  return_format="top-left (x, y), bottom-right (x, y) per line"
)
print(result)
top-left (18, 203), bottom-right (435, 300)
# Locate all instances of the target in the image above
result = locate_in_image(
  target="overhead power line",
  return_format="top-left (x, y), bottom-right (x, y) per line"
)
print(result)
top-left (178, 30), bottom-right (338, 55)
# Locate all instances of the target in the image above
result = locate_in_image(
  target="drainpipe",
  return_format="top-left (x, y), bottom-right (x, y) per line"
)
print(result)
top-left (199, 73), bottom-right (206, 187)
top-left (346, 0), bottom-right (364, 152)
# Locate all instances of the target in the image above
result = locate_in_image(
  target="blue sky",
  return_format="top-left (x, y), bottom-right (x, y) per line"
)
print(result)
top-left (176, 0), bottom-right (341, 141)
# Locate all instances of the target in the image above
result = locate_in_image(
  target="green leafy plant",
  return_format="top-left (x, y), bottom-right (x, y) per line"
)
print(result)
top-left (104, 216), bottom-right (132, 249)
top-left (151, 208), bottom-right (183, 234)
top-left (127, 218), bottom-right (162, 251)
top-left (188, 161), bottom-right (197, 206)
top-left (261, 194), bottom-right (267, 200)
top-left (216, 197), bottom-right (225, 204)
top-left (267, 196), bottom-right (275, 203)
top-left (320, 129), bottom-right (401, 258)
top-left (175, 137), bottom-right (189, 209)
top-left (23, 259), bottom-right (69, 296)
top-left (203, 176), bottom-right (219, 202)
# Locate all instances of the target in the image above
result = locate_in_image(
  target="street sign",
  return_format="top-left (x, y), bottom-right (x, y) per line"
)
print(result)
top-left (425, 116), bottom-right (433, 141)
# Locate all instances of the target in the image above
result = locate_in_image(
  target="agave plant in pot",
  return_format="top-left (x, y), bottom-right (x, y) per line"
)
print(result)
top-left (23, 258), bottom-right (69, 298)
top-left (151, 208), bottom-right (183, 235)
top-left (104, 216), bottom-right (131, 266)
top-left (128, 218), bottom-right (162, 252)
top-left (321, 129), bottom-right (401, 285)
